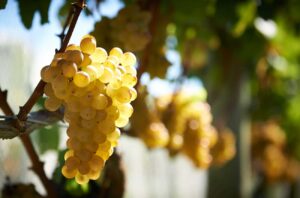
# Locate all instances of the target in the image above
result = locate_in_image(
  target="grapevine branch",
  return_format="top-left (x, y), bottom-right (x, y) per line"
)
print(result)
top-left (16, 0), bottom-right (86, 130)
top-left (0, 88), bottom-right (57, 198)
top-left (0, 1), bottom-right (86, 197)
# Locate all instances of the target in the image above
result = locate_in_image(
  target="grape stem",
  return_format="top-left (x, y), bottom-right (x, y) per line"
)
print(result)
top-left (17, 0), bottom-right (86, 131)
top-left (0, 0), bottom-right (86, 197)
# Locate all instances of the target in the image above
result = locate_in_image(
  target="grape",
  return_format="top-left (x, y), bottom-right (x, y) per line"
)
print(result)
top-left (44, 97), bottom-right (62, 111)
top-left (109, 47), bottom-right (123, 59)
top-left (114, 86), bottom-right (132, 103)
top-left (62, 61), bottom-right (77, 78)
top-left (80, 53), bottom-right (92, 67)
top-left (65, 156), bottom-right (80, 170)
top-left (90, 47), bottom-right (107, 63)
top-left (66, 44), bottom-right (80, 51)
top-left (44, 83), bottom-right (55, 98)
top-left (121, 52), bottom-right (136, 66)
top-left (42, 35), bottom-right (137, 184)
top-left (91, 94), bottom-right (108, 110)
top-left (74, 71), bottom-right (90, 87)
top-left (62, 165), bottom-right (77, 179)
top-left (82, 65), bottom-right (99, 81)
top-left (75, 173), bottom-right (89, 185)
top-left (80, 36), bottom-right (96, 55)
top-left (63, 50), bottom-right (83, 65)
top-left (99, 67), bottom-right (114, 83)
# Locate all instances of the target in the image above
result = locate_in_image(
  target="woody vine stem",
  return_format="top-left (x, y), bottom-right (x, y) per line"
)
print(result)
top-left (0, 0), bottom-right (85, 197)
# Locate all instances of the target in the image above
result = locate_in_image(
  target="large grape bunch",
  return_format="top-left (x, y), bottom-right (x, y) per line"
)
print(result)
top-left (40, 35), bottom-right (137, 184)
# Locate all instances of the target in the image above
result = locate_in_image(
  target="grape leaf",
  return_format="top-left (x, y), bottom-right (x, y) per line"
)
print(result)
top-left (0, 110), bottom-right (63, 140)
top-left (32, 124), bottom-right (60, 154)
top-left (16, 0), bottom-right (51, 29)
top-left (0, 0), bottom-right (7, 10)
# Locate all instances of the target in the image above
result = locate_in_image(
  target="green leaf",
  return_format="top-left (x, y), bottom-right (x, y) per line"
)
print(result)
top-left (33, 124), bottom-right (60, 154)
top-left (0, 0), bottom-right (7, 10)
top-left (16, 0), bottom-right (51, 29)
top-left (17, 0), bottom-right (36, 29)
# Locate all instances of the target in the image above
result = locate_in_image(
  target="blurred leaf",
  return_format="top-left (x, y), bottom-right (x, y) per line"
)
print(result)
top-left (33, 124), bottom-right (60, 154)
top-left (232, 1), bottom-right (256, 37)
top-left (0, 0), bottom-right (7, 9)
top-left (16, 0), bottom-right (51, 29)
top-left (2, 182), bottom-right (43, 198)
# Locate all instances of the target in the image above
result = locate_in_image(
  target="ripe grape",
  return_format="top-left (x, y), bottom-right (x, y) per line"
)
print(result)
top-left (42, 34), bottom-right (137, 184)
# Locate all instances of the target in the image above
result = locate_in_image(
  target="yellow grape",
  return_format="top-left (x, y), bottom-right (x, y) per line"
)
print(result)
top-left (62, 61), bottom-right (78, 78)
top-left (121, 52), bottom-right (136, 67)
top-left (75, 173), bottom-right (89, 185)
top-left (44, 97), bottom-right (62, 111)
top-left (73, 71), bottom-right (90, 87)
top-left (62, 165), bottom-right (77, 179)
top-left (80, 36), bottom-right (96, 55)
top-left (90, 47), bottom-right (108, 63)
top-left (109, 47), bottom-right (123, 59)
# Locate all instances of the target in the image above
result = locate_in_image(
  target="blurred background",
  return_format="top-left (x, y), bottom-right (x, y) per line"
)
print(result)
top-left (1, 0), bottom-right (300, 197)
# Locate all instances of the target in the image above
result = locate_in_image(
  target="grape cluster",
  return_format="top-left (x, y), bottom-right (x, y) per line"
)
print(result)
top-left (131, 88), bottom-right (229, 169)
top-left (251, 121), bottom-right (300, 183)
top-left (41, 35), bottom-right (137, 184)
top-left (131, 89), bottom-right (169, 148)
top-left (92, 5), bottom-right (151, 52)
top-left (179, 102), bottom-right (218, 168)
top-left (210, 128), bottom-right (236, 166)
